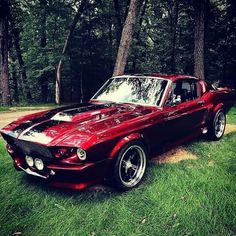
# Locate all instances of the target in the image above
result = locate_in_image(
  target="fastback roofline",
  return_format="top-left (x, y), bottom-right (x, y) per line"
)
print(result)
top-left (112, 74), bottom-right (199, 81)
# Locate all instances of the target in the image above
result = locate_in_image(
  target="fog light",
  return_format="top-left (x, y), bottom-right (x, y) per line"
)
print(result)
top-left (25, 156), bottom-right (34, 167)
top-left (34, 158), bottom-right (44, 170)
top-left (77, 148), bottom-right (86, 160)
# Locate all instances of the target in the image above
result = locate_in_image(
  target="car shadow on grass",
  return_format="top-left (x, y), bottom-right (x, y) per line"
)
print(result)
top-left (23, 175), bottom-right (112, 196)
top-left (20, 160), bottom-right (172, 203)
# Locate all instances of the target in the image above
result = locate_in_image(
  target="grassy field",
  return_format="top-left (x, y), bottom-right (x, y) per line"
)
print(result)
top-left (0, 108), bottom-right (235, 236)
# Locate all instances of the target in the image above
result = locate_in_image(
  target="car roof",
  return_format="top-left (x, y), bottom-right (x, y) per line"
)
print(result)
top-left (114, 73), bottom-right (200, 82)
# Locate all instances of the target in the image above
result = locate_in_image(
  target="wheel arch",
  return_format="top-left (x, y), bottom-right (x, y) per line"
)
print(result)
top-left (207, 106), bottom-right (226, 140)
top-left (208, 102), bottom-right (225, 123)
top-left (109, 133), bottom-right (148, 160)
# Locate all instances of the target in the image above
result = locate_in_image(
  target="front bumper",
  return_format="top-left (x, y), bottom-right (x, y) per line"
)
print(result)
top-left (1, 134), bottom-right (111, 190)
top-left (11, 153), bottom-right (110, 190)
top-left (18, 166), bottom-right (51, 179)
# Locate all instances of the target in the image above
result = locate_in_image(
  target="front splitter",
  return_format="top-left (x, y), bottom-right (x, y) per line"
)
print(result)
top-left (18, 166), bottom-right (50, 179)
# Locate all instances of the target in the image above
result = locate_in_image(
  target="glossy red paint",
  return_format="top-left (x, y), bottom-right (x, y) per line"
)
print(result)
top-left (109, 133), bottom-right (144, 159)
top-left (0, 74), bottom-right (234, 190)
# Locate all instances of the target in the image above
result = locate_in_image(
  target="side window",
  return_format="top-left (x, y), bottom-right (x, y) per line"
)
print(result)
top-left (181, 81), bottom-right (192, 102)
top-left (165, 79), bottom-right (200, 106)
top-left (190, 80), bottom-right (200, 99)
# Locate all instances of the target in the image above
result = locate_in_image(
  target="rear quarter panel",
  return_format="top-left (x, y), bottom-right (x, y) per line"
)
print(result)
top-left (203, 87), bottom-right (234, 122)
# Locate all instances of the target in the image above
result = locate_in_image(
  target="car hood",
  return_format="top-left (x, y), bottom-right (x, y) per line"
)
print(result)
top-left (1, 102), bottom-right (158, 148)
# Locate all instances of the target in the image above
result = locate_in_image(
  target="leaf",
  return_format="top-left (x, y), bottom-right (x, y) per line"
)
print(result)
top-left (140, 218), bottom-right (146, 224)
top-left (54, 203), bottom-right (65, 211)
top-left (12, 232), bottom-right (22, 236)
top-left (172, 213), bottom-right (177, 220)
top-left (172, 222), bottom-right (180, 228)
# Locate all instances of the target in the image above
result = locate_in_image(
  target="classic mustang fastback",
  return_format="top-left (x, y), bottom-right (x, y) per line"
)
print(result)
top-left (0, 74), bottom-right (234, 190)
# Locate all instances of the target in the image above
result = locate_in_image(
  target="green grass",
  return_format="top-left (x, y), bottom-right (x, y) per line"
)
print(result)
top-left (0, 108), bottom-right (235, 236)
top-left (0, 106), bottom-right (11, 112)
top-left (227, 106), bottom-right (236, 124)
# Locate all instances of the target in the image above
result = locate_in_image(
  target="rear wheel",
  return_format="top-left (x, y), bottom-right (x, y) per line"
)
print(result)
top-left (113, 141), bottom-right (147, 191)
top-left (208, 109), bottom-right (226, 140)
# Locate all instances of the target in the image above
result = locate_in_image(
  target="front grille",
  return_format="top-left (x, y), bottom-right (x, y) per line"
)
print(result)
top-left (2, 133), bottom-right (52, 159)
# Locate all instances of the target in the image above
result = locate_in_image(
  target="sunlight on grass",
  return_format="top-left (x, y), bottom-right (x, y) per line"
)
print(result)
top-left (0, 107), bottom-right (235, 235)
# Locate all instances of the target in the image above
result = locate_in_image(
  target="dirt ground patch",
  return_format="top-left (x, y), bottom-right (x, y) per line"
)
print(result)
top-left (224, 124), bottom-right (236, 135)
top-left (0, 109), bottom-right (48, 129)
top-left (152, 147), bottom-right (198, 164)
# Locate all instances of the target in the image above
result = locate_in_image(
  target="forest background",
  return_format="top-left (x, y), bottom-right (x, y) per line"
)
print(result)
top-left (0, 0), bottom-right (235, 105)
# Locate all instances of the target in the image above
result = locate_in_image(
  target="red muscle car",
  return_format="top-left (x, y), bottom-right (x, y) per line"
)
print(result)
top-left (0, 74), bottom-right (234, 190)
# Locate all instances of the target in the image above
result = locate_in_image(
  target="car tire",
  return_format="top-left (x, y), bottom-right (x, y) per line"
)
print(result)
top-left (113, 141), bottom-right (147, 191)
top-left (208, 109), bottom-right (226, 140)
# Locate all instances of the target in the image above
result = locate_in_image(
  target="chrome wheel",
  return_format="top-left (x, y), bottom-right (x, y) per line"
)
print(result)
top-left (214, 111), bottom-right (226, 138)
top-left (118, 144), bottom-right (146, 188)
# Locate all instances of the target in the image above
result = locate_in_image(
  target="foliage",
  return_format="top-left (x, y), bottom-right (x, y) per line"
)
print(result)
top-left (0, 107), bottom-right (235, 235)
top-left (1, 0), bottom-right (236, 104)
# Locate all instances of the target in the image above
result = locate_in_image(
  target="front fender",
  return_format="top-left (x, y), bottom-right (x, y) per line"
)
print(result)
top-left (109, 133), bottom-right (144, 159)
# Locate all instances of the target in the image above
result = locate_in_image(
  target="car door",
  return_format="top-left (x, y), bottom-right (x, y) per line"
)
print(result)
top-left (162, 79), bottom-right (208, 141)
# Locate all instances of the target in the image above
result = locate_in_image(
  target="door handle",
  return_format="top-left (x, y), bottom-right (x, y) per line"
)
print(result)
top-left (164, 111), bottom-right (178, 120)
top-left (197, 100), bottom-right (205, 106)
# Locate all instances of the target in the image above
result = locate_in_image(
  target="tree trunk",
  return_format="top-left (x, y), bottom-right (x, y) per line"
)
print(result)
top-left (55, 0), bottom-right (87, 105)
top-left (222, 0), bottom-right (234, 85)
top-left (9, 13), bottom-right (32, 101)
top-left (0, 0), bottom-right (11, 105)
top-left (113, 0), bottom-right (139, 76)
top-left (39, 0), bottom-right (48, 103)
top-left (132, 0), bottom-right (148, 71)
top-left (170, 1), bottom-right (179, 73)
top-left (125, 0), bottom-right (131, 19)
top-left (194, 0), bottom-right (205, 80)
top-left (12, 61), bottom-right (19, 102)
top-left (113, 0), bottom-right (123, 46)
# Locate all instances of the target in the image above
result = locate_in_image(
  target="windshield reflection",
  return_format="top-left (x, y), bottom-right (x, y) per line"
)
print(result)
top-left (93, 77), bottom-right (168, 106)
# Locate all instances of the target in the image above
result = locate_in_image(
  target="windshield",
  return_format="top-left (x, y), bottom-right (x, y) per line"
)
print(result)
top-left (92, 77), bottom-right (168, 106)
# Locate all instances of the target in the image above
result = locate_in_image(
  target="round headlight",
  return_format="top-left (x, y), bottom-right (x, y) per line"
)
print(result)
top-left (25, 156), bottom-right (34, 167)
top-left (34, 158), bottom-right (44, 171)
top-left (77, 148), bottom-right (86, 160)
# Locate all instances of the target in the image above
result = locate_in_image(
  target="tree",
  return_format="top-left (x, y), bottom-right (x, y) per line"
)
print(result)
top-left (39, 0), bottom-right (48, 103)
top-left (0, 0), bottom-right (234, 105)
top-left (131, 0), bottom-right (148, 71)
top-left (221, 0), bottom-right (236, 86)
top-left (9, 10), bottom-right (32, 101)
top-left (193, 0), bottom-right (206, 80)
top-left (168, 0), bottom-right (179, 73)
top-left (113, 0), bottom-right (123, 46)
top-left (0, 0), bottom-right (11, 105)
top-left (113, 0), bottom-right (140, 76)
top-left (56, 0), bottom-right (87, 105)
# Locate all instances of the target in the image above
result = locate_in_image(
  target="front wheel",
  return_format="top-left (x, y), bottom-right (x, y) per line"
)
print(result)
top-left (208, 109), bottom-right (226, 140)
top-left (113, 141), bottom-right (147, 191)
